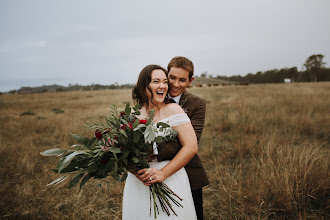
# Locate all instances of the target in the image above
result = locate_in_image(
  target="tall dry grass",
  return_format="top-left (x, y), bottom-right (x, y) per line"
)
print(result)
top-left (0, 83), bottom-right (329, 219)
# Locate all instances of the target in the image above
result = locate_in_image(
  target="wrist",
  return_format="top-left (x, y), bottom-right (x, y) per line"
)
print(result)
top-left (160, 169), bottom-right (167, 181)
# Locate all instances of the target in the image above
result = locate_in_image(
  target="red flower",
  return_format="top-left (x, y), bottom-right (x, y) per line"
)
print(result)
top-left (120, 111), bottom-right (125, 116)
top-left (114, 136), bottom-right (119, 141)
top-left (139, 119), bottom-right (147, 124)
top-left (94, 129), bottom-right (103, 140)
top-left (121, 123), bottom-right (132, 130)
top-left (103, 128), bottom-right (111, 134)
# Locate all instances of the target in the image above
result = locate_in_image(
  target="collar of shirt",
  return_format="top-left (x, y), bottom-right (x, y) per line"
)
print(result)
top-left (167, 93), bottom-right (182, 104)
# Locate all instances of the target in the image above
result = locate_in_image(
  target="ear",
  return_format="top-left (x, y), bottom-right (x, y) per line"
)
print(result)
top-left (188, 76), bottom-right (194, 87)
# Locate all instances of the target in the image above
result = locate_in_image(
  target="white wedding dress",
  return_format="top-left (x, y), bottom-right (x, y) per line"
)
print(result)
top-left (122, 113), bottom-right (197, 220)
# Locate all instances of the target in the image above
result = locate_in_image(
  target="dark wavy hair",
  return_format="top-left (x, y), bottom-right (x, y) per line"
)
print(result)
top-left (132, 65), bottom-right (168, 109)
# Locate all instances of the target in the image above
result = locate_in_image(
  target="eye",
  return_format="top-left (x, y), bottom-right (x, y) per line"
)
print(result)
top-left (170, 75), bottom-right (175, 80)
top-left (180, 79), bottom-right (187, 82)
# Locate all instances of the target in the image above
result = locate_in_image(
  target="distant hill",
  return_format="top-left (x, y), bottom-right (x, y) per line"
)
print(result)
top-left (8, 83), bottom-right (134, 94)
top-left (5, 77), bottom-right (237, 94)
top-left (192, 76), bottom-right (235, 85)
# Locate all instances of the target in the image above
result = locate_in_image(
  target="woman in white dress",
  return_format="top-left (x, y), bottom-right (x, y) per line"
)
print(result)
top-left (122, 65), bottom-right (198, 219)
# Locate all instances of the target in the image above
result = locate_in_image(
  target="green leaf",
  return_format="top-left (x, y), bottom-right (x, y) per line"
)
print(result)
top-left (133, 131), bottom-right (141, 143)
top-left (58, 151), bottom-right (87, 173)
top-left (80, 174), bottom-right (92, 189)
top-left (40, 148), bottom-right (67, 156)
top-left (154, 136), bottom-right (163, 143)
top-left (58, 158), bottom-right (86, 173)
top-left (71, 134), bottom-right (90, 145)
top-left (132, 157), bottom-right (139, 163)
top-left (105, 160), bottom-right (116, 171)
top-left (156, 122), bottom-right (170, 128)
top-left (120, 150), bottom-right (130, 159)
top-left (119, 129), bottom-right (128, 138)
top-left (124, 103), bottom-right (131, 116)
top-left (46, 175), bottom-right (69, 186)
top-left (120, 172), bottom-right (128, 182)
top-left (133, 124), bottom-right (146, 131)
top-left (109, 147), bottom-right (121, 153)
top-left (87, 162), bottom-right (99, 173)
top-left (132, 119), bottom-right (140, 128)
top-left (69, 172), bottom-right (84, 189)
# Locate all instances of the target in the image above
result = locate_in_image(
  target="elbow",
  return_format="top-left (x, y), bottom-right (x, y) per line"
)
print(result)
top-left (191, 143), bottom-right (198, 156)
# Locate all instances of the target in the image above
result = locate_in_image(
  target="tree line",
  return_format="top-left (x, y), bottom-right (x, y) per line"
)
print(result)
top-left (214, 54), bottom-right (330, 83)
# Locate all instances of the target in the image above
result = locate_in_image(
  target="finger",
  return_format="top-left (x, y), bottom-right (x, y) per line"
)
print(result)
top-left (137, 169), bottom-right (148, 175)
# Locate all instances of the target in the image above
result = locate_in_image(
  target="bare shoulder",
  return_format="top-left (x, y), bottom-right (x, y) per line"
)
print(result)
top-left (163, 103), bottom-right (184, 116)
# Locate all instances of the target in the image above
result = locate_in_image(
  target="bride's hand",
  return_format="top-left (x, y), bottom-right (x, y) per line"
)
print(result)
top-left (137, 168), bottom-right (165, 186)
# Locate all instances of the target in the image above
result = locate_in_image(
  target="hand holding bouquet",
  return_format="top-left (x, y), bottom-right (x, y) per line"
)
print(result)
top-left (41, 103), bottom-right (182, 218)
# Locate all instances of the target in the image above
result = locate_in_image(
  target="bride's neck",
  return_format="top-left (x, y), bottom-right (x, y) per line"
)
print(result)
top-left (144, 102), bottom-right (165, 118)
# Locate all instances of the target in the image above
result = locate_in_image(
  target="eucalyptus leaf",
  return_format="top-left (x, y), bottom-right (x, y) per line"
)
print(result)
top-left (132, 119), bottom-right (140, 128)
top-left (109, 147), bottom-right (121, 153)
top-left (87, 162), bottom-right (98, 173)
top-left (132, 157), bottom-right (139, 163)
top-left (124, 103), bottom-right (131, 116)
top-left (154, 136), bottom-right (164, 144)
top-left (46, 175), bottom-right (69, 186)
top-left (105, 159), bottom-right (116, 171)
top-left (133, 131), bottom-right (141, 143)
top-left (71, 134), bottom-right (91, 146)
top-left (156, 122), bottom-right (170, 128)
top-left (119, 129), bottom-right (128, 138)
top-left (80, 174), bottom-right (92, 189)
top-left (69, 172), bottom-right (84, 189)
top-left (120, 172), bottom-right (128, 182)
top-left (133, 124), bottom-right (146, 131)
top-left (40, 148), bottom-right (67, 157)
top-left (58, 151), bottom-right (87, 173)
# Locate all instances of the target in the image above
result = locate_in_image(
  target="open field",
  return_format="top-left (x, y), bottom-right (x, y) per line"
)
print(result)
top-left (0, 82), bottom-right (329, 219)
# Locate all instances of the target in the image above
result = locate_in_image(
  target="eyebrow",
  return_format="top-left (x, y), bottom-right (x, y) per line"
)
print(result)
top-left (152, 78), bottom-right (168, 80)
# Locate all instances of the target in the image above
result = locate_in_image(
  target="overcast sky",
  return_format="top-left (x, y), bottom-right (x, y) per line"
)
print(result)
top-left (1, 0), bottom-right (329, 92)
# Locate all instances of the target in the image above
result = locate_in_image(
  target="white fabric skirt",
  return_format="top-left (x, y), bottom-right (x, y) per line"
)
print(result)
top-left (122, 160), bottom-right (197, 220)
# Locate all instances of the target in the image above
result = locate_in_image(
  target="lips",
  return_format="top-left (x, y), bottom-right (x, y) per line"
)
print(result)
top-left (156, 91), bottom-right (165, 97)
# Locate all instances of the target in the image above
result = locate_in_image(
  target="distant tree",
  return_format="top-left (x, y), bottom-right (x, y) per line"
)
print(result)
top-left (200, 72), bottom-right (208, 78)
top-left (304, 54), bottom-right (326, 82)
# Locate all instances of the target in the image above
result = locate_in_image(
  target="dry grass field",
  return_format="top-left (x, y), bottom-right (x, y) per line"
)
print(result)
top-left (0, 82), bottom-right (329, 219)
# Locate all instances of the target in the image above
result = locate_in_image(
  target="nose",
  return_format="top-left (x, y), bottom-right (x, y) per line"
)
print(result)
top-left (159, 81), bottom-right (167, 88)
top-left (173, 80), bottom-right (179, 87)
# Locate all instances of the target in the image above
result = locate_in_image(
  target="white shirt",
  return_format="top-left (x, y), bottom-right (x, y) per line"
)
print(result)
top-left (167, 93), bottom-right (182, 104)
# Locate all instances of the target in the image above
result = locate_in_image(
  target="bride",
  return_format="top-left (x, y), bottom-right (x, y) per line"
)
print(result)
top-left (122, 65), bottom-right (198, 219)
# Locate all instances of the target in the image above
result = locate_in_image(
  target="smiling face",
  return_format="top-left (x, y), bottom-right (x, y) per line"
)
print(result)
top-left (146, 69), bottom-right (168, 106)
top-left (168, 67), bottom-right (194, 97)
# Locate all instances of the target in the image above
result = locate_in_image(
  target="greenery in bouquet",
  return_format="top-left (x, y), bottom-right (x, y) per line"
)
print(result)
top-left (41, 103), bottom-right (182, 218)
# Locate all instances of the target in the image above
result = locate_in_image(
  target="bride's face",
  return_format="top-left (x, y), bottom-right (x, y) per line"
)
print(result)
top-left (146, 69), bottom-right (168, 105)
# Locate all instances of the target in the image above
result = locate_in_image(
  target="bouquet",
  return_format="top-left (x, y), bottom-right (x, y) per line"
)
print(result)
top-left (40, 103), bottom-right (182, 218)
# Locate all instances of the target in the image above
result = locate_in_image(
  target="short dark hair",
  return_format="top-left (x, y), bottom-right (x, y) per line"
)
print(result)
top-left (167, 56), bottom-right (194, 80)
top-left (132, 65), bottom-right (168, 108)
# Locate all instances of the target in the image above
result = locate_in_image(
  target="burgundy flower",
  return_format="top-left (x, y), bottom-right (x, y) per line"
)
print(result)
top-left (121, 123), bottom-right (132, 130)
top-left (103, 128), bottom-right (111, 134)
top-left (94, 129), bottom-right (103, 140)
top-left (120, 111), bottom-right (125, 116)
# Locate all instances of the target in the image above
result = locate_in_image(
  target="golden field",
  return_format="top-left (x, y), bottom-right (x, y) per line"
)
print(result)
top-left (0, 82), bottom-right (329, 219)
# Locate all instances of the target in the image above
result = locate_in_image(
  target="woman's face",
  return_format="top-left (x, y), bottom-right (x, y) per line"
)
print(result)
top-left (146, 69), bottom-right (168, 105)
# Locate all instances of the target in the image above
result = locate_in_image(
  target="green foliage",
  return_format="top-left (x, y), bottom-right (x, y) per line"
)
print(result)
top-left (41, 103), bottom-right (177, 190)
